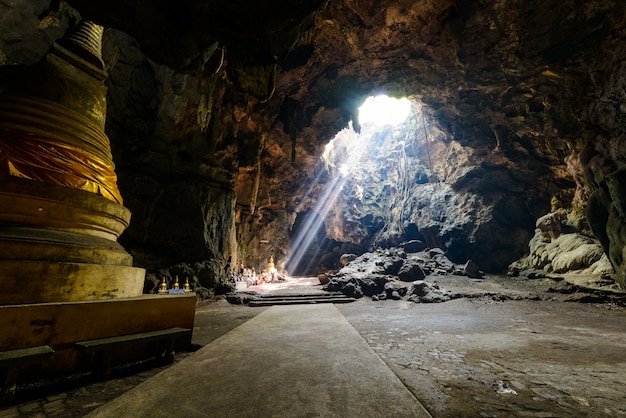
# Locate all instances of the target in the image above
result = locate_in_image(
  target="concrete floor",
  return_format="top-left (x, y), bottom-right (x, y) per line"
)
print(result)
top-left (2, 275), bottom-right (626, 417)
top-left (338, 295), bottom-right (626, 417)
top-left (87, 303), bottom-right (431, 418)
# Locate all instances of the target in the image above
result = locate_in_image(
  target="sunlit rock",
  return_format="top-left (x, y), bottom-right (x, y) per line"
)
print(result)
top-left (510, 208), bottom-right (614, 286)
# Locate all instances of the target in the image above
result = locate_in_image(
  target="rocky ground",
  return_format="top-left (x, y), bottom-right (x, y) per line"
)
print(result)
top-left (1, 274), bottom-right (625, 417)
top-left (320, 241), bottom-right (622, 306)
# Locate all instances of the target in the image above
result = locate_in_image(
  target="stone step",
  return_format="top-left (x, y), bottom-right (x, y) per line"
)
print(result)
top-left (248, 293), bottom-right (356, 307)
top-left (252, 292), bottom-right (347, 299)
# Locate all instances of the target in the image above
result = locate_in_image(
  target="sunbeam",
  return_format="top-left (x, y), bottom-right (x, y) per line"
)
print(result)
top-left (287, 141), bottom-right (358, 274)
top-left (286, 95), bottom-right (414, 275)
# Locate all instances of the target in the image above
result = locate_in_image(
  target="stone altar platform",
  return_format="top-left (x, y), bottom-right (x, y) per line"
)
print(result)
top-left (0, 294), bottom-right (196, 382)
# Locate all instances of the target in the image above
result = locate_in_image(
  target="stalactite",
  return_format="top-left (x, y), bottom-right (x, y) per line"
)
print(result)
top-left (489, 123), bottom-right (502, 152)
top-left (250, 134), bottom-right (266, 215)
top-left (291, 130), bottom-right (297, 164)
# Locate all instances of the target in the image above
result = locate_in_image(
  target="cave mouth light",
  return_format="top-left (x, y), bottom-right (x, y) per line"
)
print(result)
top-left (287, 95), bottom-right (417, 275)
top-left (358, 95), bottom-right (412, 127)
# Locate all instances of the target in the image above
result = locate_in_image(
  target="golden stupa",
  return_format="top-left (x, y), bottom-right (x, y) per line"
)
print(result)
top-left (0, 21), bottom-right (144, 304)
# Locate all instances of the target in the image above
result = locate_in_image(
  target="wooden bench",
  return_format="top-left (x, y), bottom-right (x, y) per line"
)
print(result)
top-left (0, 345), bottom-right (55, 403)
top-left (75, 327), bottom-right (191, 378)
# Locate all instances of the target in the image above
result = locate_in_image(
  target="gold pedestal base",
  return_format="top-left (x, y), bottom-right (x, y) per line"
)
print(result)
top-left (0, 177), bottom-right (144, 305)
top-left (0, 261), bottom-right (145, 304)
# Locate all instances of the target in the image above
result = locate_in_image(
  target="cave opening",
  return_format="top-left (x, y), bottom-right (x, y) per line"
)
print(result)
top-left (286, 94), bottom-right (430, 276)
top-left (357, 95), bottom-right (412, 127)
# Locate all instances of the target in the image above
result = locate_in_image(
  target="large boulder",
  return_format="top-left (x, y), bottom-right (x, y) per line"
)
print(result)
top-left (397, 262), bottom-right (426, 282)
top-left (408, 280), bottom-right (456, 303)
top-left (463, 260), bottom-right (484, 279)
top-left (401, 240), bottom-right (427, 253)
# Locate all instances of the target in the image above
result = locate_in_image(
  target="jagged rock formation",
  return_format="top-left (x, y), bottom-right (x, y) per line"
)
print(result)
top-left (2, 0), bottom-right (626, 290)
top-left (508, 208), bottom-right (614, 282)
top-left (324, 246), bottom-right (476, 302)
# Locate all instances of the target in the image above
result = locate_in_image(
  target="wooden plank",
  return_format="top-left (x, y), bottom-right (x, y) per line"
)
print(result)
top-left (0, 346), bottom-right (54, 367)
top-left (75, 328), bottom-right (191, 352)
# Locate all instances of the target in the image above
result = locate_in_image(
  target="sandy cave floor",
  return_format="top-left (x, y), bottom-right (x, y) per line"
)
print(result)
top-left (2, 274), bottom-right (626, 417)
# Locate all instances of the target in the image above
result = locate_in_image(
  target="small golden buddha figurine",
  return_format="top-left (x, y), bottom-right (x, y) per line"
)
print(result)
top-left (183, 278), bottom-right (192, 292)
top-left (158, 278), bottom-right (168, 293)
top-left (268, 255), bottom-right (277, 281)
top-left (173, 275), bottom-right (180, 290)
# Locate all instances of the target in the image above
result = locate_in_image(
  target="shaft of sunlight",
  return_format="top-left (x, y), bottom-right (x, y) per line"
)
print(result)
top-left (286, 95), bottom-right (414, 275)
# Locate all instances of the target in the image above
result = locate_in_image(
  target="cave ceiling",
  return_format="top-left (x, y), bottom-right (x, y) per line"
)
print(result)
top-left (68, 0), bottom-right (328, 69)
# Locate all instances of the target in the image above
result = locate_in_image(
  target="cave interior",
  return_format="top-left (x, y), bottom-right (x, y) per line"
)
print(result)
top-left (1, 0), bottom-right (626, 415)
top-left (1, 0), bottom-right (621, 288)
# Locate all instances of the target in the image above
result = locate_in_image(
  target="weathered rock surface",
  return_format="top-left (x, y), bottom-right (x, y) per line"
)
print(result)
top-left (326, 247), bottom-right (481, 303)
top-left (408, 280), bottom-right (456, 303)
top-left (509, 209), bottom-right (614, 284)
top-left (102, 29), bottom-right (239, 284)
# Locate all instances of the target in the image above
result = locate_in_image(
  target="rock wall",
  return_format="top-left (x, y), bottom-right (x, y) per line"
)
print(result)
top-left (102, 29), bottom-right (240, 286)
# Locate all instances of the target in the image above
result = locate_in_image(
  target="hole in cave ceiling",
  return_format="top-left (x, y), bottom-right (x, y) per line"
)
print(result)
top-left (286, 95), bottom-right (425, 276)
top-left (357, 95), bottom-right (412, 128)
